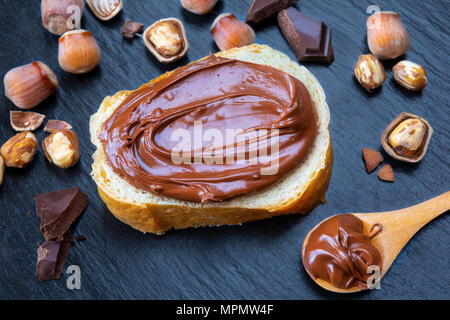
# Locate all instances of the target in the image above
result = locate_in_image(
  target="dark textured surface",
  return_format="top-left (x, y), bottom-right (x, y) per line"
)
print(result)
top-left (0, 0), bottom-right (449, 300)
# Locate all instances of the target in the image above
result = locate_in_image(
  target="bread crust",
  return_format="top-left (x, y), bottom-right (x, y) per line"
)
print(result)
top-left (90, 44), bottom-right (333, 234)
top-left (97, 141), bottom-right (332, 234)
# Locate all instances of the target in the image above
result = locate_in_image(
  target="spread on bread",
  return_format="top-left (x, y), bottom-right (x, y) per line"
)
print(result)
top-left (100, 55), bottom-right (318, 203)
top-left (302, 214), bottom-right (383, 289)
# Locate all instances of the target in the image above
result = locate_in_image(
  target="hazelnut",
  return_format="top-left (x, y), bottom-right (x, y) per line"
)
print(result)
top-left (393, 60), bottom-right (428, 91)
top-left (1, 132), bottom-right (38, 168)
top-left (180, 0), bottom-right (218, 15)
top-left (211, 13), bottom-right (256, 51)
top-left (143, 18), bottom-right (189, 63)
top-left (58, 29), bottom-right (101, 74)
top-left (86, 0), bottom-right (123, 21)
top-left (4, 61), bottom-right (58, 109)
top-left (44, 120), bottom-right (73, 133)
top-left (42, 130), bottom-right (80, 168)
top-left (41, 0), bottom-right (85, 35)
top-left (10, 111), bottom-right (45, 132)
top-left (381, 112), bottom-right (433, 163)
top-left (353, 54), bottom-right (386, 92)
top-left (389, 119), bottom-right (427, 157)
top-left (367, 11), bottom-right (410, 60)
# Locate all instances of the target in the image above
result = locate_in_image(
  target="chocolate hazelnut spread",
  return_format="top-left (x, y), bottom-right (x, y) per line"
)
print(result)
top-left (302, 214), bottom-right (383, 289)
top-left (100, 55), bottom-right (317, 203)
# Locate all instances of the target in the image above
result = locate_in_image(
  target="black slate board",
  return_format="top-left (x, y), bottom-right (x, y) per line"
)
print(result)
top-left (0, 0), bottom-right (449, 300)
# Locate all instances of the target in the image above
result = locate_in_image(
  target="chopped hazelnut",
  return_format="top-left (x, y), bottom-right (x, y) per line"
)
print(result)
top-left (42, 130), bottom-right (80, 168)
top-left (0, 156), bottom-right (4, 186)
top-left (1, 132), bottom-right (38, 168)
top-left (362, 148), bottom-right (384, 173)
top-left (378, 164), bottom-right (395, 182)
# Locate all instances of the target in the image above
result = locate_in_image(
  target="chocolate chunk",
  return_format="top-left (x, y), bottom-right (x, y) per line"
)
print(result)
top-left (75, 235), bottom-right (86, 242)
top-left (121, 19), bottom-right (144, 39)
top-left (277, 7), bottom-right (334, 64)
top-left (246, 0), bottom-right (297, 24)
top-left (35, 188), bottom-right (89, 241)
top-left (36, 231), bottom-right (73, 282)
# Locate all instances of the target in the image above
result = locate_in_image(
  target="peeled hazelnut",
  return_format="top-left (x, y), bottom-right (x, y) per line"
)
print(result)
top-left (211, 13), bottom-right (256, 51)
top-left (58, 29), bottom-right (101, 74)
top-left (0, 156), bottom-right (4, 186)
top-left (381, 112), bottom-right (433, 163)
top-left (367, 11), bottom-right (410, 60)
top-left (353, 54), bottom-right (386, 92)
top-left (86, 0), bottom-right (123, 21)
top-left (180, 0), bottom-right (218, 15)
top-left (393, 60), bottom-right (428, 91)
top-left (144, 18), bottom-right (189, 63)
top-left (1, 132), bottom-right (38, 168)
top-left (44, 120), bottom-right (73, 133)
top-left (10, 111), bottom-right (45, 132)
top-left (41, 0), bottom-right (85, 35)
top-left (4, 61), bottom-right (58, 109)
top-left (42, 130), bottom-right (80, 168)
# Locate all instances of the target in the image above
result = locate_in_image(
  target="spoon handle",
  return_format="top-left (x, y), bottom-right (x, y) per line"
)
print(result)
top-left (355, 191), bottom-right (449, 275)
top-left (358, 191), bottom-right (450, 231)
top-left (393, 190), bottom-right (450, 225)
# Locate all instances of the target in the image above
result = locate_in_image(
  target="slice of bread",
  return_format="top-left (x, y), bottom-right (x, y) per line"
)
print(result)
top-left (90, 44), bottom-right (333, 234)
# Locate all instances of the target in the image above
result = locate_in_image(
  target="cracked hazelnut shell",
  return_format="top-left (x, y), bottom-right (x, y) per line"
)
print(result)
top-left (381, 112), bottom-right (433, 163)
top-left (42, 129), bottom-right (80, 168)
top-left (10, 111), bottom-right (45, 132)
top-left (44, 120), bottom-right (73, 133)
top-left (86, 0), bottom-right (123, 21)
top-left (143, 18), bottom-right (189, 63)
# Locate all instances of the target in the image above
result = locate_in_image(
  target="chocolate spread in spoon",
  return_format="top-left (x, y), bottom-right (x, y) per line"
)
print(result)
top-left (302, 214), bottom-right (383, 289)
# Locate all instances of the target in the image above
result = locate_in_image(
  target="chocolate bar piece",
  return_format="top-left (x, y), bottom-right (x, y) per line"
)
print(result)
top-left (121, 19), bottom-right (144, 39)
top-left (246, 0), bottom-right (298, 24)
top-left (35, 188), bottom-right (89, 241)
top-left (278, 7), bottom-right (334, 64)
top-left (36, 231), bottom-right (73, 282)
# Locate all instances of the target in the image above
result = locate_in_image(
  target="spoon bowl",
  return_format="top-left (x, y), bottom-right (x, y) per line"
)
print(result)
top-left (302, 191), bottom-right (450, 293)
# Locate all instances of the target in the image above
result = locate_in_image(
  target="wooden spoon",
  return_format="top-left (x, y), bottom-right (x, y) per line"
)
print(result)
top-left (302, 191), bottom-right (450, 293)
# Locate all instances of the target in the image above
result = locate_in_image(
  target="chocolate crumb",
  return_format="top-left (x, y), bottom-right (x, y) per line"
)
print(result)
top-left (75, 235), bottom-right (87, 242)
top-left (121, 19), bottom-right (144, 39)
